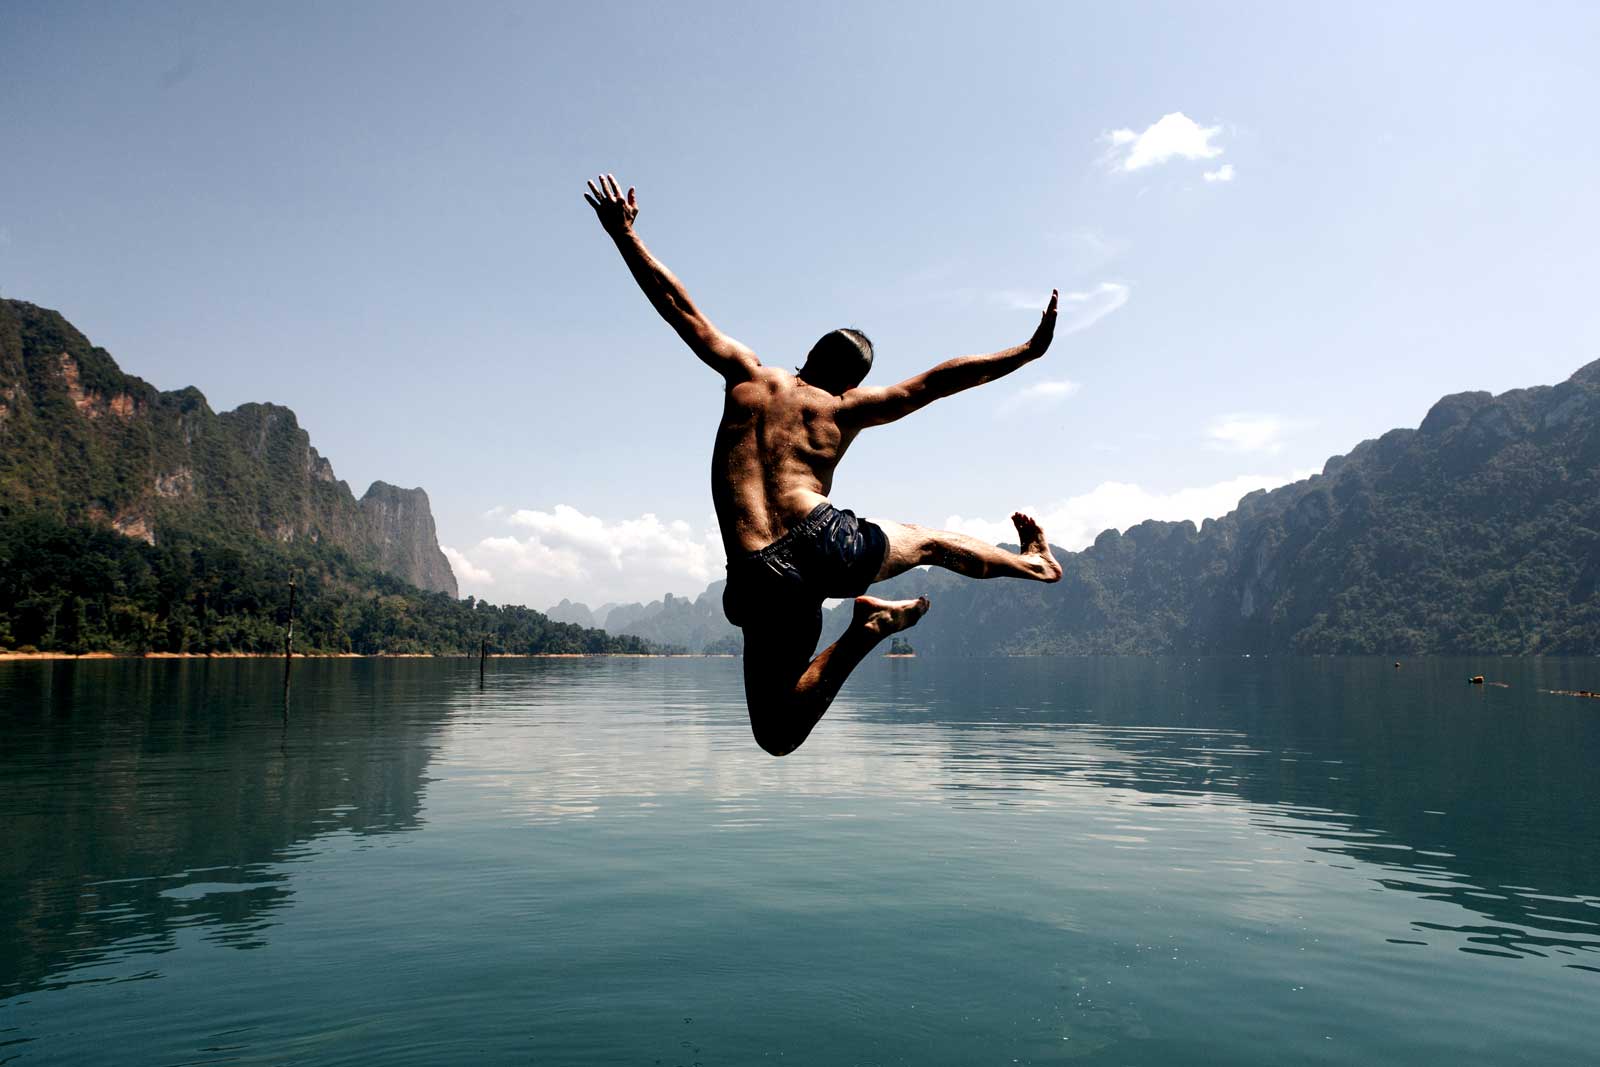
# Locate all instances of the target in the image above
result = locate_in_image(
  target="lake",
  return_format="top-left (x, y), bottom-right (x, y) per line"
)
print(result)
top-left (2, 656), bottom-right (1598, 1064)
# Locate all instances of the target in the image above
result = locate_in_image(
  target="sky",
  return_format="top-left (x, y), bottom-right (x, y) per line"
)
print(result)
top-left (5, 2), bottom-right (1599, 609)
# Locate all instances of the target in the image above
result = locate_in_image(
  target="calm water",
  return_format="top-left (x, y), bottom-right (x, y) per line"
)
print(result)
top-left (2, 657), bottom-right (1598, 1065)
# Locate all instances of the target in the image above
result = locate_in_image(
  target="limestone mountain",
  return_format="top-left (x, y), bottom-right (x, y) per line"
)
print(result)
top-left (0, 298), bottom-right (456, 596)
top-left (817, 358), bottom-right (1600, 655)
top-left (360, 481), bottom-right (457, 597)
top-left (549, 583), bottom-right (741, 653)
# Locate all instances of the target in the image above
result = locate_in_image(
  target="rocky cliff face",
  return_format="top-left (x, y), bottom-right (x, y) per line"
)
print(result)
top-left (360, 482), bottom-right (457, 597)
top-left (0, 299), bottom-right (456, 596)
top-left (809, 358), bottom-right (1600, 655)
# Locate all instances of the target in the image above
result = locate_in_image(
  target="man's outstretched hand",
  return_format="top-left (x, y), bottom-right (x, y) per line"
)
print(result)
top-left (1029, 290), bottom-right (1059, 357)
top-left (584, 173), bottom-right (637, 237)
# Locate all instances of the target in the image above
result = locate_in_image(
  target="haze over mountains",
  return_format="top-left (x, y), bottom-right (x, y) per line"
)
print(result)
top-left (558, 359), bottom-right (1600, 656)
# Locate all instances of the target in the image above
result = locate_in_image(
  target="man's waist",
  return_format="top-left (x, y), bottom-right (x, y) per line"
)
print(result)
top-left (729, 502), bottom-right (837, 565)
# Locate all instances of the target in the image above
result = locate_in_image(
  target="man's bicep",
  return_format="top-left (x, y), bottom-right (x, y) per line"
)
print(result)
top-left (841, 378), bottom-right (926, 427)
top-left (693, 325), bottom-right (761, 381)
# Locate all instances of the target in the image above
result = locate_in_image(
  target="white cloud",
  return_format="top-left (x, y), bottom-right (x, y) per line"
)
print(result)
top-left (994, 281), bottom-right (1131, 336)
top-left (452, 504), bottom-right (726, 608)
top-left (942, 471), bottom-right (1317, 550)
top-left (1203, 163), bottom-right (1236, 183)
top-left (1207, 414), bottom-right (1290, 454)
top-left (441, 545), bottom-right (494, 588)
top-left (999, 378), bottom-right (1081, 414)
top-left (1106, 112), bottom-right (1225, 172)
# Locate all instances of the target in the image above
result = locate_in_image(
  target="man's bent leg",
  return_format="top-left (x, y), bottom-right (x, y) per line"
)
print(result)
top-left (873, 512), bottom-right (1063, 584)
top-left (743, 595), bottom-right (930, 756)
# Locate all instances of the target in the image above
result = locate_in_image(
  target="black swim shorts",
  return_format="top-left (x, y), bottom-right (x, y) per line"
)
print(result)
top-left (722, 503), bottom-right (889, 628)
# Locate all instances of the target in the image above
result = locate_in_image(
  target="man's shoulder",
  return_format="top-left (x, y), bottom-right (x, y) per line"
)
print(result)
top-left (730, 364), bottom-right (796, 393)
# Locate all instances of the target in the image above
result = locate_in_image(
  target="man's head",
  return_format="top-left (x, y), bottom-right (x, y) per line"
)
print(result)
top-left (797, 328), bottom-right (874, 394)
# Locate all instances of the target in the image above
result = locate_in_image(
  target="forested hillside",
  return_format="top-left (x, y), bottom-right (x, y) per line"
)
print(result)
top-left (0, 299), bottom-right (643, 656)
top-left (819, 359), bottom-right (1600, 655)
top-left (0, 299), bottom-right (456, 595)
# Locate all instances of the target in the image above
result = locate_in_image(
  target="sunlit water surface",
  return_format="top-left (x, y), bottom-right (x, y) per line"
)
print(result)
top-left (2, 657), bottom-right (1598, 1064)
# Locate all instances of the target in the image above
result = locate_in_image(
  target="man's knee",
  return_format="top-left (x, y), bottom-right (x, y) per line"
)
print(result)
top-left (750, 721), bottom-right (793, 757)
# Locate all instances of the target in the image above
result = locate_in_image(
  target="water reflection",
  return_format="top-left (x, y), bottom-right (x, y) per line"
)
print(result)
top-left (435, 655), bottom-right (1600, 973)
top-left (0, 659), bottom-right (456, 998)
top-left (2, 654), bottom-right (1598, 1061)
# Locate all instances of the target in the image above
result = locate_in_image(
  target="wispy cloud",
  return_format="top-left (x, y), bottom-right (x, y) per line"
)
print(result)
top-left (992, 281), bottom-right (1131, 336)
top-left (1106, 112), bottom-right (1228, 174)
top-left (1059, 228), bottom-right (1129, 272)
top-left (943, 470), bottom-right (1317, 551)
top-left (1203, 164), bottom-right (1235, 183)
top-left (1207, 414), bottom-right (1292, 454)
top-left (999, 378), bottom-right (1081, 414)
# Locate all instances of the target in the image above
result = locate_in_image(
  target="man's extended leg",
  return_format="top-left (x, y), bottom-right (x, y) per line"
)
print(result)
top-left (743, 595), bottom-right (929, 757)
top-left (872, 511), bottom-right (1063, 584)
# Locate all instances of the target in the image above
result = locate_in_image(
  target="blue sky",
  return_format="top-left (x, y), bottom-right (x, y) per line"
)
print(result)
top-left (5, 2), bottom-right (1599, 607)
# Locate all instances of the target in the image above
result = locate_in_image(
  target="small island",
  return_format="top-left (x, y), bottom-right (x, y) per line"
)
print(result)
top-left (885, 637), bottom-right (916, 658)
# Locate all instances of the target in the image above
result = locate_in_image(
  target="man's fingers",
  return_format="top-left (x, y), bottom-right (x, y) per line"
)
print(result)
top-left (627, 186), bottom-right (636, 206)
top-left (587, 179), bottom-right (604, 202)
top-left (583, 193), bottom-right (600, 209)
top-left (605, 173), bottom-right (622, 199)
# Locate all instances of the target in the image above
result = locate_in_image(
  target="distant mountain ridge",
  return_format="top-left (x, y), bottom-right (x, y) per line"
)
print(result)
top-left (0, 299), bottom-right (456, 595)
top-left (578, 359), bottom-right (1600, 655)
top-left (547, 584), bottom-right (742, 653)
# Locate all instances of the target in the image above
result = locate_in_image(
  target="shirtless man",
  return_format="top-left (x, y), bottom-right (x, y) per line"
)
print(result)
top-left (585, 174), bottom-right (1063, 756)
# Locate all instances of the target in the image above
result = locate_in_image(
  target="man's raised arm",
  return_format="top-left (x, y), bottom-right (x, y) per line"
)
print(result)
top-left (840, 290), bottom-right (1058, 428)
top-left (583, 174), bottom-right (759, 383)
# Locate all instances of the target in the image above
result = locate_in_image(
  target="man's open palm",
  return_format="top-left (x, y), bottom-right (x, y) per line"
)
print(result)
top-left (584, 173), bottom-right (637, 235)
top-left (1030, 290), bottom-right (1059, 355)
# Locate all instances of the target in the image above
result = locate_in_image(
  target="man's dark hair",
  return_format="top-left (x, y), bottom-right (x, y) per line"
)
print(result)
top-left (797, 328), bottom-right (874, 394)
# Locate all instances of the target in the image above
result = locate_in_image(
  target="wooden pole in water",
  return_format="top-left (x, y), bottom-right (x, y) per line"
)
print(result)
top-left (479, 633), bottom-right (488, 687)
top-left (283, 575), bottom-right (297, 691)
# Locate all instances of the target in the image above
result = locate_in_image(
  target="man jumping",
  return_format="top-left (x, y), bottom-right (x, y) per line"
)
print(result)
top-left (585, 174), bottom-right (1063, 756)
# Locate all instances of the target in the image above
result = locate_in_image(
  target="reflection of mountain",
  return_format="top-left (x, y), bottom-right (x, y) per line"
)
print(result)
top-left (858, 656), bottom-right (1600, 964)
top-left (0, 660), bottom-right (453, 997)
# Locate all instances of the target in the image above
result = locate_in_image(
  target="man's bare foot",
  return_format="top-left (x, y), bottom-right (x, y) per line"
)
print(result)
top-left (853, 594), bottom-right (931, 637)
top-left (1011, 512), bottom-right (1063, 582)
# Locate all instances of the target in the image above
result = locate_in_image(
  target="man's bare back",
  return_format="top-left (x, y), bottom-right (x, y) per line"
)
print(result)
top-left (713, 367), bottom-right (845, 556)
top-left (586, 173), bottom-right (1063, 755)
